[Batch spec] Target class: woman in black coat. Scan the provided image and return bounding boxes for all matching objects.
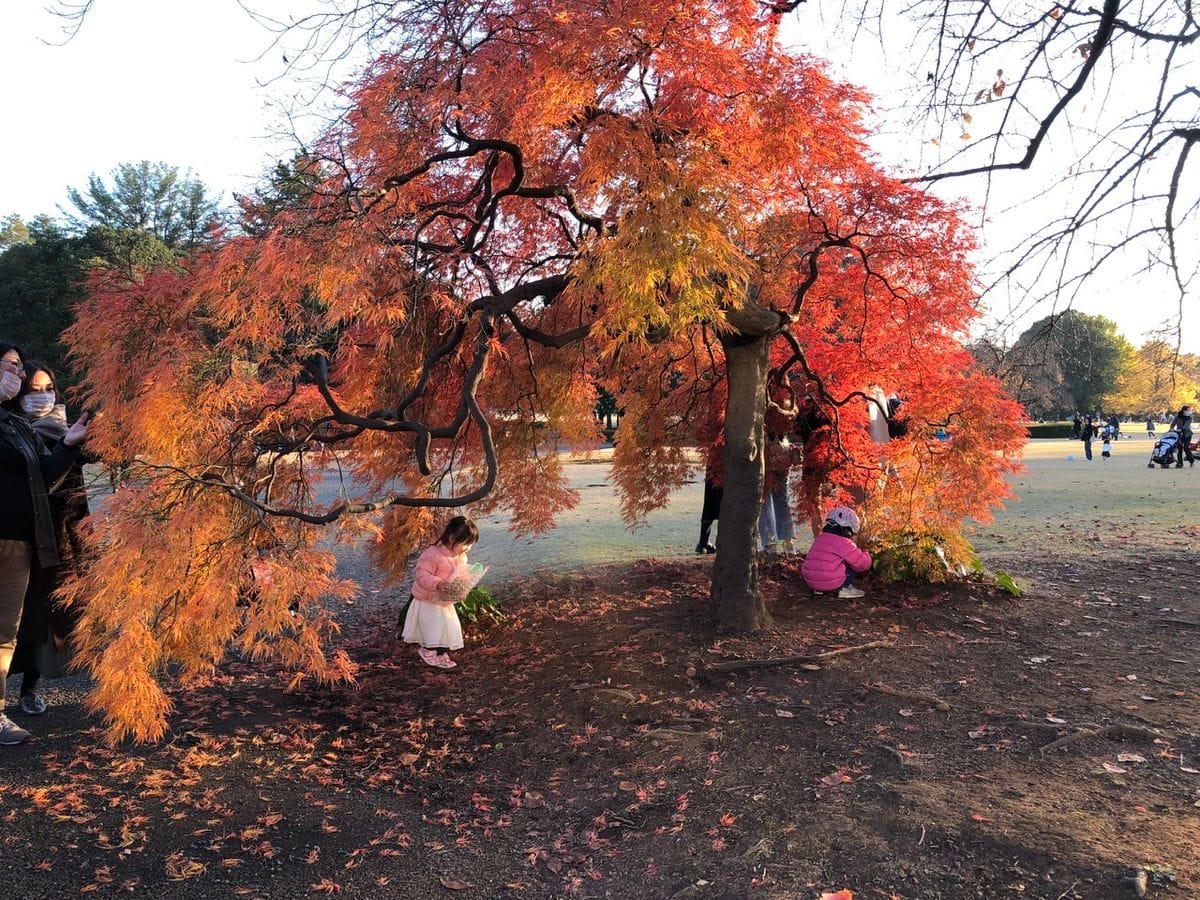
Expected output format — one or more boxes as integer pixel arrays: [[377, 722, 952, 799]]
[[0, 341, 87, 746], [9, 361, 91, 716]]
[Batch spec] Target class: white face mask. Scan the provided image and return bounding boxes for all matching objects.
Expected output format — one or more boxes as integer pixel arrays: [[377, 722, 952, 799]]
[[0, 370, 21, 402], [21, 392, 56, 418]]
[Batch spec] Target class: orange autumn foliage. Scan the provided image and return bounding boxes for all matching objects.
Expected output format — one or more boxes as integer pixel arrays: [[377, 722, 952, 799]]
[[64, 0, 1024, 740]]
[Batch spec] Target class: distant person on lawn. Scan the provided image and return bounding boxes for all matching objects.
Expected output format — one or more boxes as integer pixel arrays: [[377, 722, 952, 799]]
[[1169, 405, 1195, 468]]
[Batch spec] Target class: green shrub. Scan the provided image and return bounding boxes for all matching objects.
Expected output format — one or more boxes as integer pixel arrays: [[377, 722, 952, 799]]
[[870, 529, 1024, 595], [1025, 422, 1075, 439], [456, 584, 506, 625], [871, 529, 984, 584]]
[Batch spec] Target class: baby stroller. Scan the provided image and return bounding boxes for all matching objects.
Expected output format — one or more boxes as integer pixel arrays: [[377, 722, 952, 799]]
[[1149, 430, 1180, 468]]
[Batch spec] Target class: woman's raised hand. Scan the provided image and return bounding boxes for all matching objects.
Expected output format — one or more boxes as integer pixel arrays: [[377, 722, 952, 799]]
[[63, 411, 90, 447]]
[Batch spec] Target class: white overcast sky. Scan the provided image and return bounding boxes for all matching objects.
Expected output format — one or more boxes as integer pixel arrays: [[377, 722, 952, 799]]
[[1, 1, 1193, 352]]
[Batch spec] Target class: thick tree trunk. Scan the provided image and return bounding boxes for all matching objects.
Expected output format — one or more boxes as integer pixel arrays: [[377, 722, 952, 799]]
[[708, 331, 772, 630]]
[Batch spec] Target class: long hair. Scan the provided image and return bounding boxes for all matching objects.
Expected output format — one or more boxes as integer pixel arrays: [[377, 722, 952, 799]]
[[17, 359, 56, 400]]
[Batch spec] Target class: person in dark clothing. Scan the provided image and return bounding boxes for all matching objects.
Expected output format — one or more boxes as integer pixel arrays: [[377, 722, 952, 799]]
[[887, 396, 910, 439], [1071, 414, 1082, 440], [696, 470, 723, 554], [1170, 405, 1194, 467], [1081, 415, 1095, 461], [695, 388, 726, 554], [795, 390, 837, 537], [0, 341, 88, 746], [9, 361, 91, 716]]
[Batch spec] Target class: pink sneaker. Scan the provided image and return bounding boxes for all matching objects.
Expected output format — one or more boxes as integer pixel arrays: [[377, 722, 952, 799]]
[[434, 653, 458, 669], [418, 647, 442, 667]]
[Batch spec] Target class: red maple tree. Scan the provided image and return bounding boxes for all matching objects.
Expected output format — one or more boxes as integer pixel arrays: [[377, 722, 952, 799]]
[[65, 0, 1024, 740]]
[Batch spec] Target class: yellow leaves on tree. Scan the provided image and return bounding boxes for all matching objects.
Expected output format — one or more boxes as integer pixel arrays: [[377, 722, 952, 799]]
[[62, 482, 356, 743]]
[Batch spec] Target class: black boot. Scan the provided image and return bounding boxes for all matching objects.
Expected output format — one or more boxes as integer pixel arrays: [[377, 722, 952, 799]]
[[695, 520, 717, 554]]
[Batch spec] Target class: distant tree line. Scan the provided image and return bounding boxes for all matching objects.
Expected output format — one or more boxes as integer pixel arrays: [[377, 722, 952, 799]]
[[972, 311, 1200, 419], [0, 158, 310, 383]]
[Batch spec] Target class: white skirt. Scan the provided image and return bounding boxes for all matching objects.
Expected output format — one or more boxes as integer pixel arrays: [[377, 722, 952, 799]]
[[401, 599, 464, 650]]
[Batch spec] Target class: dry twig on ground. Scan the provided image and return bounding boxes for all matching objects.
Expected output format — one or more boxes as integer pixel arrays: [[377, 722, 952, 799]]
[[867, 682, 952, 712], [1039, 723, 1166, 754], [701, 640, 892, 673]]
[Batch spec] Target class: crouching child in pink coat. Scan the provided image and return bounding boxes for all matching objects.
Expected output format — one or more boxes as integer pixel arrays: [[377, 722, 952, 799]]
[[801, 506, 871, 600]]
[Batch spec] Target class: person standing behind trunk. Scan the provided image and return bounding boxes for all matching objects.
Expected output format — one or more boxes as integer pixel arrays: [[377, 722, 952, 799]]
[[9, 362, 91, 716], [794, 389, 836, 537], [0, 341, 88, 746], [1170, 405, 1195, 468], [758, 431, 797, 553], [695, 453, 723, 554], [694, 388, 726, 554]]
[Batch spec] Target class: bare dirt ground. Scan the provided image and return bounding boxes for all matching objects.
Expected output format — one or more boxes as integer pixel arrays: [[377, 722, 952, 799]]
[[1, 439, 1198, 899]]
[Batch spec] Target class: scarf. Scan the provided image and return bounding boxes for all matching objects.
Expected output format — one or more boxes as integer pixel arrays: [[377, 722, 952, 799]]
[[29, 403, 69, 442]]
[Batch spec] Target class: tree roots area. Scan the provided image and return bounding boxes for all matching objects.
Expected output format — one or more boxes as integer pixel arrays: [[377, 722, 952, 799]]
[[3, 530, 1200, 898]]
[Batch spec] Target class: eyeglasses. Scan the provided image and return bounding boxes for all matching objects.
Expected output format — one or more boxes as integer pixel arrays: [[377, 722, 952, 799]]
[[0, 358, 25, 379]]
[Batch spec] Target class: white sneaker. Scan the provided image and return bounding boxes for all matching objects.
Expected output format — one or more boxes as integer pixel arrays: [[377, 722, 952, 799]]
[[837, 586, 866, 599], [20, 693, 47, 716], [0, 714, 32, 746]]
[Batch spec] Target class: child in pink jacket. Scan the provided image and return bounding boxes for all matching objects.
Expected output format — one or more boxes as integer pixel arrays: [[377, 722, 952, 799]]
[[801, 506, 871, 599], [401, 516, 480, 669]]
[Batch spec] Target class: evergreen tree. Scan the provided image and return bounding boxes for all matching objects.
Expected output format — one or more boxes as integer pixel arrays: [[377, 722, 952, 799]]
[[64, 160, 222, 250]]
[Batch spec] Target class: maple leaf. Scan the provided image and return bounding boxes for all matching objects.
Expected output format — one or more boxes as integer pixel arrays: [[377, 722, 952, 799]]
[[164, 852, 207, 881]]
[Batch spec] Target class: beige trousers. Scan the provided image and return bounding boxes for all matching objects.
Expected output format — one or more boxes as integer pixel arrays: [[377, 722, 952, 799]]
[[0, 540, 32, 701]]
